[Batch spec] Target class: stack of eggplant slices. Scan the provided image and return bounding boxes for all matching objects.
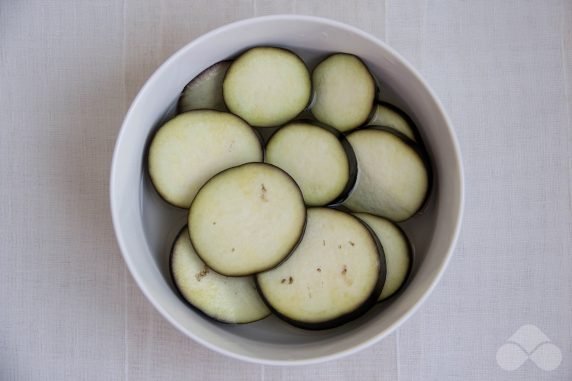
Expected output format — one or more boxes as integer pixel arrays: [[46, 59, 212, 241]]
[[148, 47, 431, 330]]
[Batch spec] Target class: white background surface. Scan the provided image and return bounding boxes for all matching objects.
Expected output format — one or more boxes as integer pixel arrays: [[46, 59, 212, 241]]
[[1, 1, 571, 380]]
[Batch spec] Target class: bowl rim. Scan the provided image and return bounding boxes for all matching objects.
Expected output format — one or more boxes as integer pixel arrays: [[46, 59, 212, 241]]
[[110, 14, 465, 366]]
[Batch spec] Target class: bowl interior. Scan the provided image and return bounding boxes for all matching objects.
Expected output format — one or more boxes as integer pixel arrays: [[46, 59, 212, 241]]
[[111, 15, 463, 365]]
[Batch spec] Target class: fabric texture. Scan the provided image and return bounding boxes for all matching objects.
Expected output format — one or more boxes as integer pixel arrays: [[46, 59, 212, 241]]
[[0, 1, 571, 380]]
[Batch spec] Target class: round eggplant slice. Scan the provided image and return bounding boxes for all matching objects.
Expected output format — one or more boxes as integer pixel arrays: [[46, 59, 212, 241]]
[[147, 110, 263, 208], [177, 60, 231, 113], [368, 102, 416, 142], [223, 47, 311, 127], [170, 228, 271, 323], [342, 128, 429, 221], [256, 208, 385, 330], [189, 163, 306, 276], [265, 121, 354, 206], [354, 213, 412, 301], [311, 54, 376, 132]]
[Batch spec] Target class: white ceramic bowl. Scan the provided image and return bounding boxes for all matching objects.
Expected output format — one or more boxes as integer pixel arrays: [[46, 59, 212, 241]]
[[110, 15, 463, 365]]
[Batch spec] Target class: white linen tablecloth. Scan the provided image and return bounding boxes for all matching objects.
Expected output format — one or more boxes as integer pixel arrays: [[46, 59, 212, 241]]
[[1, 1, 571, 379]]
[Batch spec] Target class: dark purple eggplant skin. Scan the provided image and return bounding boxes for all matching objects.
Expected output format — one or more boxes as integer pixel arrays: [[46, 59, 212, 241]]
[[330, 133, 357, 206], [368, 100, 435, 180], [353, 213, 415, 303], [176, 60, 232, 114], [344, 126, 434, 220], [264, 119, 358, 206], [188, 162, 308, 278], [370, 101, 424, 144], [379, 221, 413, 303], [255, 208, 387, 331], [169, 226, 271, 325]]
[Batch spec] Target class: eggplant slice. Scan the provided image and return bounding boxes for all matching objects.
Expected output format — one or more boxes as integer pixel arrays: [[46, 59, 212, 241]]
[[342, 128, 429, 221], [223, 47, 311, 127], [147, 110, 263, 208], [265, 121, 355, 206], [256, 208, 385, 330], [177, 60, 231, 113], [311, 54, 376, 132], [189, 163, 306, 276], [354, 213, 412, 301], [171, 227, 271, 323], [368, 102, 417, 142]]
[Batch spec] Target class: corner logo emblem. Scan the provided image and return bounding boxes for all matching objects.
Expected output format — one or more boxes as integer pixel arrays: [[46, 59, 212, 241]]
[[496, 324, 562, 371]]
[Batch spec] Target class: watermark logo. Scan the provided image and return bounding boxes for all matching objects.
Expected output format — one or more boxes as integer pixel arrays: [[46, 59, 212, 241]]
[[496, 324, 562, 371]]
